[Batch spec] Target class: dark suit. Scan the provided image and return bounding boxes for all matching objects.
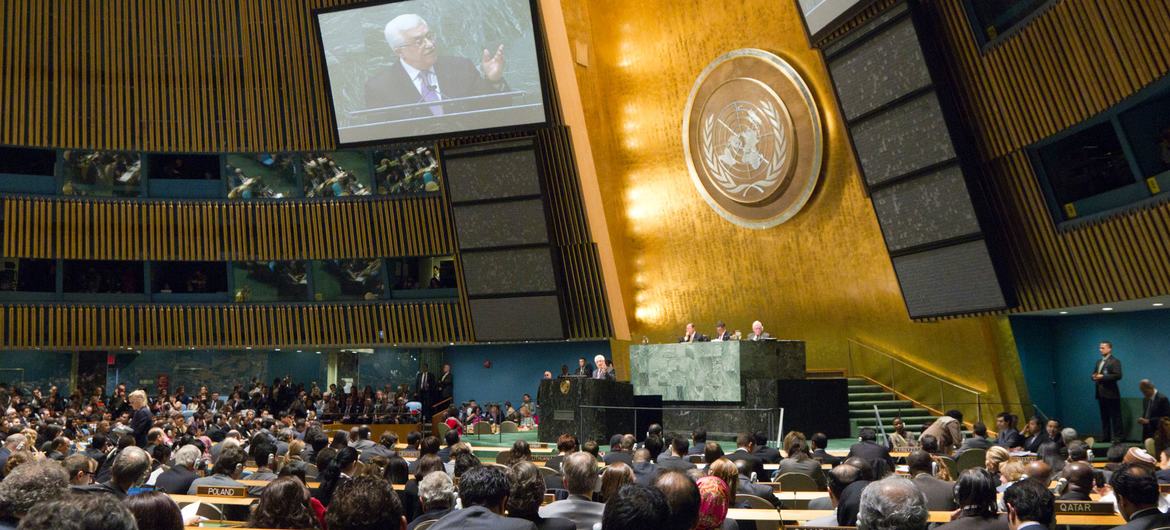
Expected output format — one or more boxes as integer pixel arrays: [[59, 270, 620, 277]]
[[846, 440, 894, 470], [1058, 490, 1092, 501], [776, 457, 825, 488], [836, 479, 870, 526], [1094, 355, 1123, 442], [363, 57, 509, 118], [154, 465, 197, 494], [1141, 390, 1170, 440], [678, 333, 708, 343], [131, 406, 153, 448], [1111, 507, 1170, 530], [603, 451, 633, 467], [711, 331, 732, 341], [656, 454, 695, 472], [415, 371, 436, 415], [1021, 431, 1049, 453], [573, 366, 593, 378], [934, 514, 1009, 530], [437, 371, 453, 401], [727, 449, 766, 481], [957, 435, 994, 455], [631, 461, 658, 487], [753, 445, 782, 464], [912, 473, 957, 511], [430, 505, 537, 530], [736, 476, 781, 507], [1156, 468, 1170, 484], [995, 428, 1023, 449], [811, 448, 842, 466]]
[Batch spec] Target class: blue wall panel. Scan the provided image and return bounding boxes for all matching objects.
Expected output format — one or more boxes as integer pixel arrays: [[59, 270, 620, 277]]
[[443, 341, 611, 412]]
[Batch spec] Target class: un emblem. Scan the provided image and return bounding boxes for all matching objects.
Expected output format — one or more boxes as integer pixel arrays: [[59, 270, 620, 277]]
[[684, 49, 822, 228]]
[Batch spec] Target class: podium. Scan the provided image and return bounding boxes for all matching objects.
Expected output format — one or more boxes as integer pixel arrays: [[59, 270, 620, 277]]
[[537, 378, 634, 444]]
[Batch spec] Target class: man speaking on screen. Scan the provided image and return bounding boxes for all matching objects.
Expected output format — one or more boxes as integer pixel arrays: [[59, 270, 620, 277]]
[[364, 14, 510, 118]]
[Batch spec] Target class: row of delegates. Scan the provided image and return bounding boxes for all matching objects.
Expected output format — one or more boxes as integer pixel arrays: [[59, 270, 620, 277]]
[[678, 321, 772, 343]]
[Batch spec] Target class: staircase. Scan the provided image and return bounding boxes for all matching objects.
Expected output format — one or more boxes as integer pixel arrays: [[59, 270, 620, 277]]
[[847, 377, 936, 438]]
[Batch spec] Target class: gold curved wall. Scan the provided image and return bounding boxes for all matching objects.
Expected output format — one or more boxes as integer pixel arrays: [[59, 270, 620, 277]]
[[560, 0, 1028, 409]]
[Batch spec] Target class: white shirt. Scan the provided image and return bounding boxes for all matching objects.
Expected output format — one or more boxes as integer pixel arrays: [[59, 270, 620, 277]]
[[399, 61, 442, 99]]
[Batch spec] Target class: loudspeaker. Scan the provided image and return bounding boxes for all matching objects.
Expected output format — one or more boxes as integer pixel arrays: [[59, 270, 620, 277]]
[[776, 379, 850, 439]]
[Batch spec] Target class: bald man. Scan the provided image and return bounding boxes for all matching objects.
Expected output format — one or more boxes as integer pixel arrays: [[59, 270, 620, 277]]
[[1024, 460, 1052, 485], [1058, 462, 1095, 501]]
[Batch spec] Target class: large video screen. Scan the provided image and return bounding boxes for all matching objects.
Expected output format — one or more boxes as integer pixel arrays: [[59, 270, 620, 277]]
[[315, 0, 547, 145]]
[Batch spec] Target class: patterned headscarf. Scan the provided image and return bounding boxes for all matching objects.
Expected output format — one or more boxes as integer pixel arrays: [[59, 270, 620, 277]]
[[696, 475, 731, 530]]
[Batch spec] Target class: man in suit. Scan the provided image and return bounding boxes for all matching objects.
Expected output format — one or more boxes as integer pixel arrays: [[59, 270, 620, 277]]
[[995, 412, 1024, 449], [752, 431, 782, 464], [734, 459, 782, 507], [430, 465, 536, 530], [747, 320, 771, 341], [656, 437, 695, 472], [810, 432, 843, 466], [1058, 461, 1095, 501], [364, 14, 510, 119], [1109, 463, 1170, 529], [710, 321, 731, 341], [1138, 379, 1170, 442], [1003, 479, 1054, 530], [1020, 416, 1050, 453], [630, 448, 658, 487], [847, 427, 894, 471], [592, 355, 615, 381], [687, 429, 707, 456], [956, 422, 994, 456], [539, 452, 605, 530], [572, 358, 593, 377], [678, 322, 708, 343], [76, 446, 151, 499], [437, 363, 454, 402], [350, 425, 378, 453], [155, 445, 200, 494], [416, 363, 436, 416], [727, 432, 767, 480], [804, 463, 864, 526], [906, 450, 956, 511], [603, 434, 635, 467], [1093, 341, 1124, 443], [361, 432, 399, 464], [187, 446, 248, 495]]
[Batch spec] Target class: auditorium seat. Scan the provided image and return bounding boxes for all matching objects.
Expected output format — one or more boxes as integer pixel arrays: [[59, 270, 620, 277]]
[[499, 420, 519, 433], [776, 472, 821, 492], [955, 448, 986, 473], [474, 422, 493, 436]]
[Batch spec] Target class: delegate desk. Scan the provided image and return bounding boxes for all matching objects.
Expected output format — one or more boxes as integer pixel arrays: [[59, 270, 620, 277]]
[[537, 378, 634, 443]]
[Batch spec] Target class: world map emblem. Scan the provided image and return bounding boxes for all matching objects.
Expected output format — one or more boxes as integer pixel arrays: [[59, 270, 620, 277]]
[[684, 49, 823, 228]]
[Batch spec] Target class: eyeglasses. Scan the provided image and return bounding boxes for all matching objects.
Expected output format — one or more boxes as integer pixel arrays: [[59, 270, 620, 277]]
[[397, 32, 436, 49]]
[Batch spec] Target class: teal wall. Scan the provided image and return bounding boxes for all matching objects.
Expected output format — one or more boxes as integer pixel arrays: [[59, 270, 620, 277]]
[[1011, 309, 1170, 440], [0, 351, 73, 391], [444, 341, 611, 410]]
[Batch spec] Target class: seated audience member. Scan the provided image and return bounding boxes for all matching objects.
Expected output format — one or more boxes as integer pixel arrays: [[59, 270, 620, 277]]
[[0, 460, 70, 527], [539, 452, 605, 530], [604, 435, 635, 466], [996, 460, 1026, 493], [956, 422, 993, 455], [706, 458, 741, 504], [247, 437, 280, 495], [994, 412, 1023, 449], [409, 470, 456, 530], [936, 468, 1007, 530], [654, 471, 701, 530], [887, 417, 914, 450], [508, 461, 575, 530], [776, 438, 824, 488], [803, 463, 862, 527], [1059, 462, 1095, 501], [601, 484, 670, 530], [248, 476, 318, 529], [843, 456, 875, 482], [545, 434, 578, 473], [1019, 416, 1049, 453], [601, 462, 637, 502], [1060, 427, 1079, 447], [155, 444, 200, 494], [847, 427, 894, 471], [79, 445, 150, 498], [727, 433, 766, 480], [1044, 419, 1065, 453], [1023, 460, 1052, 486], [857, 476, 929, 530], [1157, 448, 1170, 483], [1105, 443, 1129, 471], [658, 435, 695, 472], [630, 449, 658, 487], [408, 436, 441, 474], [360, 431, 398, 463], [703, 441, 724, 467], [18, 494, 137, 530], [906, 449, 956, 511], [316, 446, 358, 506], [1002, 478, 1054, 530], [403, 454, 445, 520], [1110, 463, 1170, 528], [920, 410, 964, 454], [984, 445, 1011, 479], [733, 459, 781, 508], [1035, 441, 1065, 475], [689, 429, 707, 456], [124, 491, 185, 530], [810, 432, 842, 466], [437, 430, 458, 462], [430, 465, 536, 530], [147, 443, 172, 485], [325, 475, 407, 530], [510, 439, 533, 463], [695, 475, 736, 530], [453, 451, 482, 479], [62, 453, 97, 486], [752, 432, 781, 464], [188, 445, 248, 495], [919, 434, 942, 456], [679, 323, 708, 343]]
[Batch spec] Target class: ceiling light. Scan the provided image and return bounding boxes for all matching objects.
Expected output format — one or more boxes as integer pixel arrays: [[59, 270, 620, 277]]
[[1102, 307, 1113, 311], [1059, 311, 1068, 315], [1154, 303, 1164, 307]]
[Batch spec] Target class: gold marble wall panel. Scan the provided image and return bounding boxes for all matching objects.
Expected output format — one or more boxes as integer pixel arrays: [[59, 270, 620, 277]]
[[562, 0, 1026, 407]]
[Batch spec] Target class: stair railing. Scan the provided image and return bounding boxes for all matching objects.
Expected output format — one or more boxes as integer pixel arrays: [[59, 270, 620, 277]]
[[847, 338, 985, 423]]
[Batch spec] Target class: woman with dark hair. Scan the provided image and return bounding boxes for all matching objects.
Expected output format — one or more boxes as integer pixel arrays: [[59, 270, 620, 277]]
[[402, 454, 445, 521], [1036, 440, 1065, 474], [507, 461, 575, 529], [444, 406, 464, 436], [329, 430, 348, 451], [511, 439, 532, 463], [248, 476, 320, 529], [315, 446, 357, 506], [935, 468, 1007, 530], [384, 455, 410, 484], [123, 491, 184, 530], [776, 439, 825, 488], [599, 461, 636, 503]]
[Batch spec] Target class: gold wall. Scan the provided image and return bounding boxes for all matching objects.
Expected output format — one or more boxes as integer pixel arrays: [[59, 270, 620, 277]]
[[560, 0, 1028, 410]]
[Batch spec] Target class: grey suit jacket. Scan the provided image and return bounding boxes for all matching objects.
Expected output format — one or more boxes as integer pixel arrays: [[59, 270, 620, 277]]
[[656, 454, 695, 472], [187, 474, 246, 495], [430, 506, 537, 530], [912, 473, 957, 511], [538, 494, 604, 530], [1112, 508, 1170, 530]]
